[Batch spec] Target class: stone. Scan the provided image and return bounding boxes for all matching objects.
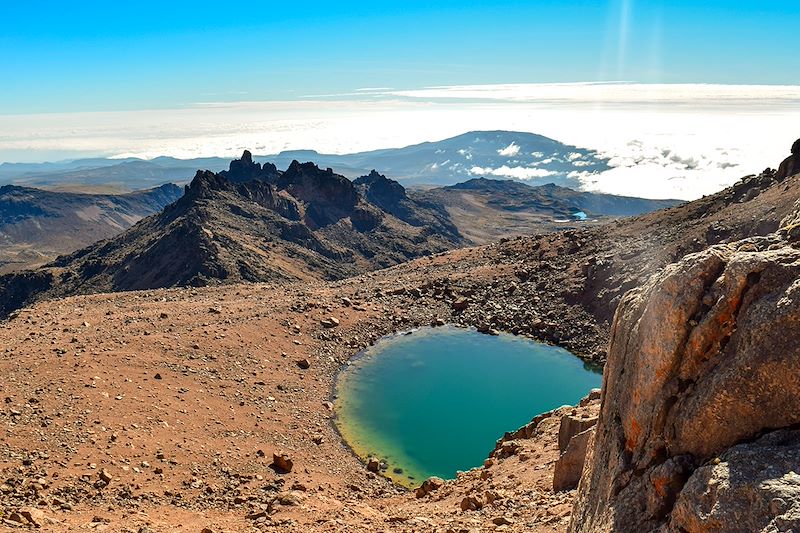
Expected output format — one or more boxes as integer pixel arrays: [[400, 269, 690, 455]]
[[776, 138, 800, 181], [295, 358, 310, 370], [99, 468, 112, 483], [553, 427, 594, 492], [366, 457, 380, 472], [415, 476, 445, 498], [18, 507, 46, 527], [578, 388, 601, 407], [492, 516, 514, 526], [460, 495, 484, 511], [557, 413, 598, 453], [451, 298, 470, 311], [271, 452, 293, 473], [320, 317, 340, 328], [668, 430, 800, 533], [570, 234, 800, 533]]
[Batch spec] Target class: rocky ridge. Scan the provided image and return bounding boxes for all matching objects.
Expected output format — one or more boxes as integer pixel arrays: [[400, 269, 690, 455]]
[[0, 153, 464, 319]]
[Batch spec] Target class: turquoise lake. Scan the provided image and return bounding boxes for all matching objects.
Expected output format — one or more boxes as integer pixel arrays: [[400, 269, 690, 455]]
[[335, 326, 602, 487]]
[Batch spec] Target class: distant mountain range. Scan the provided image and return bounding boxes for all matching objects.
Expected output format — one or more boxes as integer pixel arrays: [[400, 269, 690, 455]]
[[0, 131, 609, 190], [0, 183, 183, 273]]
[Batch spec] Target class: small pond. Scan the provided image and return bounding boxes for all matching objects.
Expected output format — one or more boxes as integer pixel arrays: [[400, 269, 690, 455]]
[[335, 326, 602, 487]]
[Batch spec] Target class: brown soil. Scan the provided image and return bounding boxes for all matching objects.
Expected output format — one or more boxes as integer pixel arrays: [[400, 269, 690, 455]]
[[0, 275, 592, 532]]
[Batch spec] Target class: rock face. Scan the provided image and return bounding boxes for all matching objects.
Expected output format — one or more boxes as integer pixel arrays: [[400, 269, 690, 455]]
[[0, 153, 465, 318], [553, 426, 595, 492], [569, 219, 800, 532], [668, 429, 800, 533], [553, 409, 599, 492]]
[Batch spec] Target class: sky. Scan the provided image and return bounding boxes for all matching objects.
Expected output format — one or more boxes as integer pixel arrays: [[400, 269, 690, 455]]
[[1, 1, 799, 199], [2, 0, 799, 114]]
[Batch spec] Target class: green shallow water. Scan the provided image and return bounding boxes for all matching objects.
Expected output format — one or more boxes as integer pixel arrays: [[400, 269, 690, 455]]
[[335, 326, 602, 487]]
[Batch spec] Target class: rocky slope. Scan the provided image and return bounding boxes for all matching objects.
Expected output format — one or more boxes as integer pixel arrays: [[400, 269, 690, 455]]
[[0, 183, 182, 273], [0, 152, 463, 318]]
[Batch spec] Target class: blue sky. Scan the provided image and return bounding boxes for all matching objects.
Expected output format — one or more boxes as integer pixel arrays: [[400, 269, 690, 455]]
[[1, 0, 798, 114]]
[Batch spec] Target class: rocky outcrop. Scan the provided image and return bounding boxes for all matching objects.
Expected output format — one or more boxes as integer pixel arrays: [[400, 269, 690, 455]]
[[354, 170, 461, 239], [219, 150, 280, 183], [554, 427, 595, 492], [554, 395, 600, 492], [776, 138, 800, 181], [0, 154, 465, 318], [569, 220, 800, 532], [667, 429, 800, 533]]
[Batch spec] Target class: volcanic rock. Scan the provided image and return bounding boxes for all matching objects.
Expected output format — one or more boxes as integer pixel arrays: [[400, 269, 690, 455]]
[[570, 226, 800, 532], [271, 452, 293, 473]]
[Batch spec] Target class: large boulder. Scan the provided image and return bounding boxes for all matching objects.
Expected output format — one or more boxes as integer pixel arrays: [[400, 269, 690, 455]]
[[554, 426, 595, 492], [569, 224, 800, 532], [667, 429, 800, 533]]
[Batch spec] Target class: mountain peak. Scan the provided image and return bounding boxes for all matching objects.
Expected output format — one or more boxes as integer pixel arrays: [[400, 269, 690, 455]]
[[220, 150, 279, 183]]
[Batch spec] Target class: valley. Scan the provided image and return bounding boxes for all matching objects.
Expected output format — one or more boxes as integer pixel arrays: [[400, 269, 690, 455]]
[[0, 184, 183, 273]]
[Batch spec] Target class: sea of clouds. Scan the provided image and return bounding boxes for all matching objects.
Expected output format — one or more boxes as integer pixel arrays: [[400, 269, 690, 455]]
[[1, 83, 798, 200]]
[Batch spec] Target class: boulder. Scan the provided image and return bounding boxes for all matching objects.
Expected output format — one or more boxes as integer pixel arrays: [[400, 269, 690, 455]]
[[320, 317, 340, 328], [558, 412, 598, 453], [366, 457, 380, 472], [553, 426, 595, 492], [570, 229, 800, 533], [18, 507, 47, 528], [271, 452, 293, 473], [667, 429, 800, 533], [451, 297, 470, 311], [415, 476, 445, 498]]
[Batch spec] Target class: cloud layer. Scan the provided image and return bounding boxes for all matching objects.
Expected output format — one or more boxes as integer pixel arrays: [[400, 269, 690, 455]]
[[1, 83, 798, 200]]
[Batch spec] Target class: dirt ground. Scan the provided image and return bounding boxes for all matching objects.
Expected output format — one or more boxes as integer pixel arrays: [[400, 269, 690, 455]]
[[0, 256, 595, 532]]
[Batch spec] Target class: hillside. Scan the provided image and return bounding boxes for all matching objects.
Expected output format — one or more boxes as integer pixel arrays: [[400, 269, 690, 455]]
[[417, 177, 680, 243], [0, 152, 463, 318], [0, 183, 183, 273]]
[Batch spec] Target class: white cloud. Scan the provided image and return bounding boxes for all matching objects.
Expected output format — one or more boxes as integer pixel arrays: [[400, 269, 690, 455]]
[[469, 165, 557, 180], [383, 82, 800, 104], [1, 83, 799, 200], [497, 142, 520, 157]]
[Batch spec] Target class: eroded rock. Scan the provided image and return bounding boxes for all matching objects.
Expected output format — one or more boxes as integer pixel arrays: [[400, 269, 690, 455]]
[[570, 232, 800, 533], [667, 429, 800, 533]]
